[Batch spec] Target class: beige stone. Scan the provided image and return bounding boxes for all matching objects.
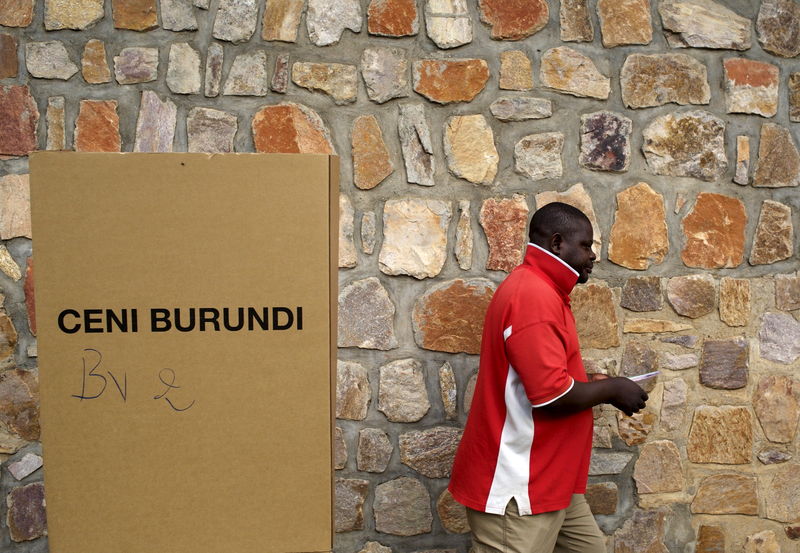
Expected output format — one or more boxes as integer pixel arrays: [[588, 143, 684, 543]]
[[398, 104, 435, 186], [306, 0, 362, 46], [424, 0, 472, 49], [378, 359, 430, 423], [515, 132, 564, 182], [620, 53, 710, 109], [735, 135, 750, 185], [613, 509, 668, 553], [339, 195, 357, 269], [352, 115, 393, 190], [623, 319, 692, 334], [660, 378, 687, 432], [681, 193, 746, 269], [292, 62, 358, 105], [336, 360, 370, 420], [560, 0, 593, 42], [223, 51, 268, 96], [744, 531, 781, 553], [597, 0, 652, 47], [379, 198, 451, 279], [536, 183, 601, 255], [775, 273, 800, 311], [691, 473, 758, 514], [634, 440, 684, 493], [618, 410, 656, 446], [0, 246, 20, 281], [608, 183, 668, 270], [0, 175, 31, 240], [540, 47, 610, 99], [659, 0, 751, 50], [437, 489, 469, 533], [412, 278, 495, 355], [46, 96, 65, 151], [754, 123, 800, 188], [724, 58, 779, 118], [719, 277, 750, 327], [399, 426, 461, 478], [45, 0, 104, 30], [667, 274, 715, 319], [439, 362, 457, 420], [750, 200, 794, 265], [753, 375, 799, 444], [687, 406, 753, 464], [455, 200, 473, 270], [572, 283, 620, 349], [765, 463, 800, 522], [480, 195, 529, 273], [81, 39, 111, 84], [444, 115, 498, 185], [499, 50, 532, 91]]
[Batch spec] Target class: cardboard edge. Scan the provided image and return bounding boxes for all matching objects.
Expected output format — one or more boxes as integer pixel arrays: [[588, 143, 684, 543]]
[[327, 155, 340, 548]]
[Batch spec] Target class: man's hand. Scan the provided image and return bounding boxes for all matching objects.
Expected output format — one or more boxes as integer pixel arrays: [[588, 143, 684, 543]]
[[541, 377, 648, 416], [607, 377, 648, 416]]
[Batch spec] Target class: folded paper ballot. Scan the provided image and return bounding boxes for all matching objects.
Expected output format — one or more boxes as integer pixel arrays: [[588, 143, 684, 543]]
[[628, 371, 660, 382]]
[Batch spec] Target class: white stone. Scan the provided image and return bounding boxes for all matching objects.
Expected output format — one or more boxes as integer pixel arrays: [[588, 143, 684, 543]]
[[25, 41, 79, 80], [167, 43, 201, 94], [307, 0, 362, 46], [223, 50, 268, 96], [379, 198, 451, 279], [212, 0, 259, 43]]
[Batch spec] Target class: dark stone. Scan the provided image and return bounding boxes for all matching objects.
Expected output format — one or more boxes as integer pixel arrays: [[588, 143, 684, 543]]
[[699, 338, 748, 390], [696, 525, 725, 553], [7, 482, 47, 542], [579, 111, 631, 172], [621, 342, 658, 392], [660, 335, 698, 348], [621, 276, 663, 312], [786, 525, 800, 540]]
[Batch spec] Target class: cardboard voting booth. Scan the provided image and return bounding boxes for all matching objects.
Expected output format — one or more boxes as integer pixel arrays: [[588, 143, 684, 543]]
[[30, 153, 338, 553]]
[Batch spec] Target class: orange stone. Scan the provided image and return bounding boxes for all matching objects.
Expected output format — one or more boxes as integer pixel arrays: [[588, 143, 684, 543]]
[[724, 58, 779, 88], [252, 103, 334, 154], [479, 0, 548, 40], [112, 0, 158, 30], [81, 39, 111, 84], [0, 34, 18, 80], [261, 0, 304, 41], [608, 182, 668, 270], [479, 194, 529, 272], [413, 59, 489, 104], [352, 115, 393, 190], [681, 192, 746, 269], [368, 0, 418, 37], [412, 278, 495, 354], [74, 100, 121, 152], [0, 85, 39, 156], [0, 0, 34, 27], [597, 0, 652, 47]]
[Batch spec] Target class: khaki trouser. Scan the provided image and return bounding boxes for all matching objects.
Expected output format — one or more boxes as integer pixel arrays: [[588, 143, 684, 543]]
[[466, 495, 605, 553]]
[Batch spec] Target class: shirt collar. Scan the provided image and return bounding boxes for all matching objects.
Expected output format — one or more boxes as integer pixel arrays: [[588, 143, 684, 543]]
[[523, 243, 580, 301]]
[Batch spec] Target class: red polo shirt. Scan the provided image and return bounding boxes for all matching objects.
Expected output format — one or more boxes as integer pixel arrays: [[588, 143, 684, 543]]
[[448, 244, 593, 515]]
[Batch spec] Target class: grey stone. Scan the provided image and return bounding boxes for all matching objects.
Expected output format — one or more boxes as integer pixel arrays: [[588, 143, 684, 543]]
[[161, 0, 197, 30], [643, 110, 726, 182], [614, 509, 669, 553], [753, 122, 800, 188], [7, 453, 42, 481], [699, 337, 748, 390], [204, 42, 224, 97], [374, 477, 432, 536], [307, 0, 362, 46], [490, 97, 552, 122], [398, 104, 435, 187], [223, 50, 268, 96], [454, 200, 472, 270], [620, 53, 710, 109], [621, 342, 658, 392], [515, 132, 564, 181], [589, 451, 635, 475], [579, 111, 631, 172], [659, 0, 751, 50], [361, 212, 377, 255], [621, 276, 663, 312], [338, 277, 398, 350], [758, 449, 792, 465], [757, 0, 800, 58], [134, 91, 176, 153], [659, 353, 698, 371], [336, 360, 370, 420], [399, 426, 461, 478], [667, 274, 716, 319], [359, 542, 392, 553], [776, 272, 800, 311], [634, 440, 684, 493], [759, 312, 800, 364], [425, 0, 472, 49], [44, 0, 104, 30], [378, 359, 430, 422], [660, 335, 698, 348], [439, 362, 457, 420], [335, 478, 369, 532], [361, 47, 408, 104], [212, 0, 259, 43], [358, 428, 393, 473], [660, 378, 687, 432], [271, 53, 289, 93], [26, 41, 78, 80], [166, 43, 201, 94], [113, 47, 158, 84], [464, 374, 477, 413], [187, 107, 237, 153]]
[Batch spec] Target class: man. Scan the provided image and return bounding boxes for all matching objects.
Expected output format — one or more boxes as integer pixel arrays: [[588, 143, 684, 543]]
[[449, 202, 648, 553]]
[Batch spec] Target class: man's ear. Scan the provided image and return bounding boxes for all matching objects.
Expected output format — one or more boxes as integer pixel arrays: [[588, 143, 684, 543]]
[[550, 233, 563, 255]]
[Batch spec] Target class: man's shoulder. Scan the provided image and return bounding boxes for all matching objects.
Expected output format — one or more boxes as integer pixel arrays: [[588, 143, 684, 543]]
[[490, 267, 563, 321]]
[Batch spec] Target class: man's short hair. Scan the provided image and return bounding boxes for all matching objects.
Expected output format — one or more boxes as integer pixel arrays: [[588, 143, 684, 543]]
[[529, 202, 591, 244]]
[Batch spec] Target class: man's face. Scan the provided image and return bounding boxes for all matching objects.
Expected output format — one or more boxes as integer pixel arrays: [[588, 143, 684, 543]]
[[556, 221, 596, 284]]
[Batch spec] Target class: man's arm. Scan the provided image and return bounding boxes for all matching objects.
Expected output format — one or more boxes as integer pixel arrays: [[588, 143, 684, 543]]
[[541, 377, 648, 417]]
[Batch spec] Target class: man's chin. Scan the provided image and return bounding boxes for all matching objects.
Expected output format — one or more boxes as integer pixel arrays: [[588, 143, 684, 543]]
[[577, 273, 590, 284]]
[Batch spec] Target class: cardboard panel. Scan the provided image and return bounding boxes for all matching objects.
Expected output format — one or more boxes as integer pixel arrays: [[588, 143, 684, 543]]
[[30, 153, 337, 553]]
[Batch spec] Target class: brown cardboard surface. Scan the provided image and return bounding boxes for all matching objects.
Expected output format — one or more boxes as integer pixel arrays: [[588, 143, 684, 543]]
[[29, 153, 338, 553]]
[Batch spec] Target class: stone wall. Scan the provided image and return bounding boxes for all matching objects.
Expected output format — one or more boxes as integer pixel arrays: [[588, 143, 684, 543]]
[[0, 0, 799, 552]]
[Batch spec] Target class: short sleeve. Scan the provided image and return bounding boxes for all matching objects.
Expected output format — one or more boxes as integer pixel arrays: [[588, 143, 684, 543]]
[[504, 322, 574, 407]]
